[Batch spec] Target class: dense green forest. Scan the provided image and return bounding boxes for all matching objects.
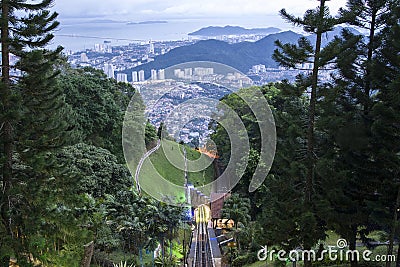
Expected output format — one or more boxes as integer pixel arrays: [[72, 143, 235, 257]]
[[0, 0, 399, 267], [211, 1, 400, 267], [0, 1, 185, 266]]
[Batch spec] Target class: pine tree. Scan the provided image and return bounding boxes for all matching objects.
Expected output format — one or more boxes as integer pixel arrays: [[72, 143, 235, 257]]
[[7, 49, 82, 265], [272, 2, 349, 265], [371, 3, 400, 266], [256, 83, 320, 254], [273, 0, 348, 206], [17, 49, 77, 155], [316, 2, 399, 267], [0, 0, 60, 265], [336, 0, 394, 111]]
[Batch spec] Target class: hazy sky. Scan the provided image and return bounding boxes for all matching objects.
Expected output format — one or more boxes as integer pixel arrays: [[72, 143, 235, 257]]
[[54, 0, 348, 22]]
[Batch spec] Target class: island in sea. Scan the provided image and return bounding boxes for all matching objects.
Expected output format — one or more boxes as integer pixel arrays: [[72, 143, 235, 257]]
[[189, 25, 281, 36], [127, 20, 168, 25]]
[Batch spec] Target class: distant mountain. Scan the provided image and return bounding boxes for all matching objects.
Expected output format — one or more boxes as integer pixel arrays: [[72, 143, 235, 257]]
[[308, 26, 362, 46], [126, 27, 362, 80], [189, 26, 281, 36], [128, 31, 301, 79]]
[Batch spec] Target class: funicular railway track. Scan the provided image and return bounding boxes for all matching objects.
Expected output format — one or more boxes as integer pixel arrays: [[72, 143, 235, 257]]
[[193, 205, 214, 267]]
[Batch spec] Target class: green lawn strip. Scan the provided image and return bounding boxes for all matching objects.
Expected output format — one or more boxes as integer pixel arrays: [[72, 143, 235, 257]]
[[145, 140, 214, 187]]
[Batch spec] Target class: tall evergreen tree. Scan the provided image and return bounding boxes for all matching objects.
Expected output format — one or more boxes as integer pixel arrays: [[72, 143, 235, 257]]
[[334, 0, 394, 112], [11, 49, 81, 266], [272, 2, 349, 265], [0, 0, 60, 265], [17, 49, 77, 157], [371, 3, 400, 266], [273, 0, 347, 206], [317, 2, 398, 266], [256, 83, 322, 258]]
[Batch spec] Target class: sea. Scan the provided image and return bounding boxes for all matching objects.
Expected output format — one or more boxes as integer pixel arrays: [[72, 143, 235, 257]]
[[50, 16, 288, 53]]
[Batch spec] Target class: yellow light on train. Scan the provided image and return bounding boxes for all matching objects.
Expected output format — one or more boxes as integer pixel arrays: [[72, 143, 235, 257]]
[[195, 204, 211, 223]]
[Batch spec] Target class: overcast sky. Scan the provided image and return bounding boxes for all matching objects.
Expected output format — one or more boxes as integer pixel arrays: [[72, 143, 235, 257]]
[[54, 0, 348, 23]]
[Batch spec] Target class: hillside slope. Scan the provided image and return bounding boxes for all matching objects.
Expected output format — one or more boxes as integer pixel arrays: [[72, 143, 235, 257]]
[[128, 31, 301, 77]]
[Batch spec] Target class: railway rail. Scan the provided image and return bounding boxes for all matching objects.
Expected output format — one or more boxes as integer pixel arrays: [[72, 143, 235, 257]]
[[193, 205, 215, 267]]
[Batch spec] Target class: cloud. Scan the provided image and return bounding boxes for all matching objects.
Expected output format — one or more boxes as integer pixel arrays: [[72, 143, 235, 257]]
[[54, 0, 347, 20]]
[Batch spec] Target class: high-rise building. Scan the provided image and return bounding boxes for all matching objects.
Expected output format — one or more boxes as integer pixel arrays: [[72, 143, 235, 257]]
[[194, 67, 214, 76], [158, 69, 165, 80], [94, 44, 103, 52], [184, 68, 193, 78], [80, 53, 89, 63], [138, 70, 145, 82], [151, 69, 157, 80], [132, 71, 138, 82], [148, 40, 155, 54], [103, 63, 115, 79], [174, 69, 185, 79], [104, 41, 112, 53], [251, 64, 266, 73], [116, 73, 128, 83]]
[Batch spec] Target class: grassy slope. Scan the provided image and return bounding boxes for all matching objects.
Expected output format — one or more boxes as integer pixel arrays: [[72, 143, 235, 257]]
[[142, 139, 214, 187]]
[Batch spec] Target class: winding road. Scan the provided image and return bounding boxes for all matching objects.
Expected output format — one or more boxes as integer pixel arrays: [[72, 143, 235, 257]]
[[134, 139, 161, 193]]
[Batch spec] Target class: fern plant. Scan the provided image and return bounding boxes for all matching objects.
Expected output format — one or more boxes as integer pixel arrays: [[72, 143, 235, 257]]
[[112, 261, 135, 267]]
